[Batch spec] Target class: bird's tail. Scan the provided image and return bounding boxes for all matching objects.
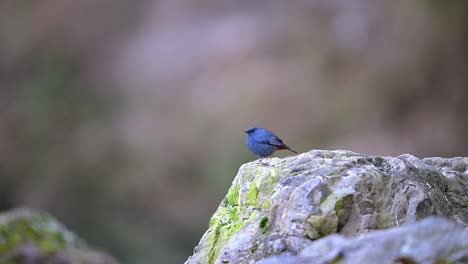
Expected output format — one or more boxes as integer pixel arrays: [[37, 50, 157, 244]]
[[286, 146, 298, 154], [278, 145, 298, 154]]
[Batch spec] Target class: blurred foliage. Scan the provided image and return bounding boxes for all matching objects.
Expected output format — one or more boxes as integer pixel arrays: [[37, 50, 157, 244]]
[[0, 1, 467, 263]]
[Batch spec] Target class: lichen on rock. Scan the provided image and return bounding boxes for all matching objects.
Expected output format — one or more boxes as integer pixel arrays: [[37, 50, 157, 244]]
[[191, 163, 280, 263], [186, 150, 468, 264]]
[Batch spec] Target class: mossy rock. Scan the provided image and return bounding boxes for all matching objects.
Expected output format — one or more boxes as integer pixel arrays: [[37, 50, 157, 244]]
[[186, 150, 468, 264], [0, 208, 117, 264]]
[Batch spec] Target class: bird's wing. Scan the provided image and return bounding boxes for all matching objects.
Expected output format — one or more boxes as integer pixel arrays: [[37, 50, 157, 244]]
[[269, 137, 298, 153], [257, 135, 298, 154], [256, 137, 271, 145], [255, 135, 275, 145], [267, 137, 285, 147], [256, 136, 284, 147]]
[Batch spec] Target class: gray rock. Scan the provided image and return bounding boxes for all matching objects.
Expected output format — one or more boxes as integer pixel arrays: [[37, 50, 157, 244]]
[[186, 150, 468, 264], [258, 217, 468, 264]]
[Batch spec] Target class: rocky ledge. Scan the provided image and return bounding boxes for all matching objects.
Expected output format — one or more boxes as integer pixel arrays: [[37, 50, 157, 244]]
[[186, 150, 468, 264]]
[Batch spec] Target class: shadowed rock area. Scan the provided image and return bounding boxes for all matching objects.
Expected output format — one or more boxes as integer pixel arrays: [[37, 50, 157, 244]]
[[0, 208, 117, 264], [186, 150, 468, 264]]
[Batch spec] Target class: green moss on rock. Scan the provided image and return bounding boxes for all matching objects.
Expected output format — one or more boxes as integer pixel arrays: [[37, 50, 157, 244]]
[[193, 163, 282, 264], [307, 213, 338, 237], [245, 182, 259, 207], [261, 198, 271, 210], [259, 216, 269, 234], [0, 208, 85, 256], [225, 179, 240, 206], [0, 208, 117, 263], [207, 210, 259, 263], [375, 211, 394, 229]]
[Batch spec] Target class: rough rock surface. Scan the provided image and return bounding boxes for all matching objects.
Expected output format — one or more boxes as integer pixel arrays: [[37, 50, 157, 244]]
[[186, 150, 468, 264], [257, 217, 468, 264], [0, 208, 117, 264]]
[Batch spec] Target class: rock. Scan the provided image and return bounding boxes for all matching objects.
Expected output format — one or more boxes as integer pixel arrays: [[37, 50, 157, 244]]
[[185, 150, 468, 264], [0, 208, 118, 264], [257, 217, 468, 264]]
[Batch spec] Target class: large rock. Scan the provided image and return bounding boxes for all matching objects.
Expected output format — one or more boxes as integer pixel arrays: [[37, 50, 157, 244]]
[[257, 217, 468, 264], [0, 208, 117, 264], [186, 150, 468, 264]]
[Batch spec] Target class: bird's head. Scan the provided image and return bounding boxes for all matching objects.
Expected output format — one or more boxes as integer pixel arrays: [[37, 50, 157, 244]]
[[244, 127, 259, 135]]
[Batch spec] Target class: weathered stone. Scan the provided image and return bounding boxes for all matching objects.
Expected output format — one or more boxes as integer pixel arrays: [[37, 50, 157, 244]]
[[258, 217, 468, 264], [0, 208, 117, 264], [186, 150, 468, 264]]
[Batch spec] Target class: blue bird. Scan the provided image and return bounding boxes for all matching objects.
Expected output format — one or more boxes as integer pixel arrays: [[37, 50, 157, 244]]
[[244, 127, 298, 157]]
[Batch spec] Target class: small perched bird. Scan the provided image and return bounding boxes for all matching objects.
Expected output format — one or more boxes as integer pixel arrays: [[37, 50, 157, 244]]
[[244, 127, 298, 157]]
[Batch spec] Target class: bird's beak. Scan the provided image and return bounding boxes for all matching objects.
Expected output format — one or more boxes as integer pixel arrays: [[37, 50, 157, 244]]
[[243, 130, 247, 133]]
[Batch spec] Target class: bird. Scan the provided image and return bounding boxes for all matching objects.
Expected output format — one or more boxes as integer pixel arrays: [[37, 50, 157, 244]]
[[244, 127, 298, 157]]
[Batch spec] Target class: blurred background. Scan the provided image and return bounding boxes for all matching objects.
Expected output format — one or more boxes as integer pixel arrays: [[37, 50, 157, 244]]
[[0, 0, 467, 263]]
